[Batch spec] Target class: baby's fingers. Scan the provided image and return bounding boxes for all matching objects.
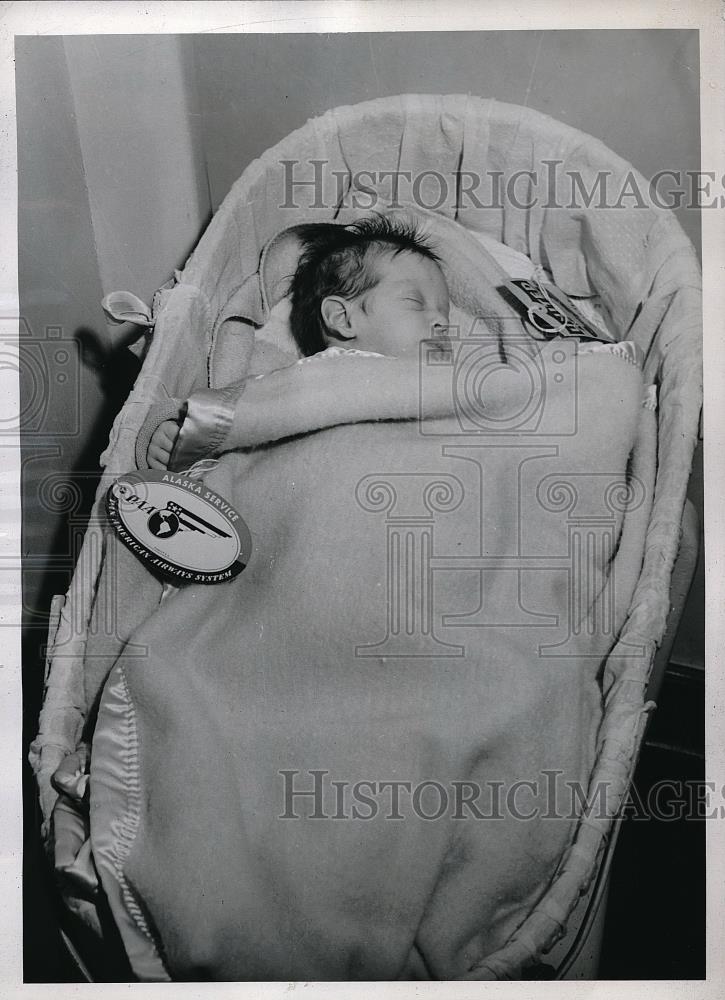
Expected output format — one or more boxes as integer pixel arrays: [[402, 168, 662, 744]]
[[146, 420, 181, 469], [156, 420, 180, 450], [148, 442, 171, 470]]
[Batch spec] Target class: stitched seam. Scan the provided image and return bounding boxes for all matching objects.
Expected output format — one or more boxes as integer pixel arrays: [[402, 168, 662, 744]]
[[109, 667, 162, 954]]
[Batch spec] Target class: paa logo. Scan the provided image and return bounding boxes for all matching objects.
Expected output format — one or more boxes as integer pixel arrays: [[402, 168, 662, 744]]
[[106, 471, 251, 584]]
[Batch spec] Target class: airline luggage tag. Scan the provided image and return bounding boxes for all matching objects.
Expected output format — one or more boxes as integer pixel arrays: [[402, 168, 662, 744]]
[[504, 278, 616, 343], [106, 471, 252, 584]]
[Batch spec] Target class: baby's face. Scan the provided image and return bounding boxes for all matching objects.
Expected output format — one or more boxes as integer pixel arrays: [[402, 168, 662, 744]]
[[347, 252, 450, 359]]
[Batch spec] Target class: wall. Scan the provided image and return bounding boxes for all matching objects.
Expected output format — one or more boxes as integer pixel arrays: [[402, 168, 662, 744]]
[[63, 35, 211, 306], [17, 36, 109, 635], [17, 35, 212, 641]]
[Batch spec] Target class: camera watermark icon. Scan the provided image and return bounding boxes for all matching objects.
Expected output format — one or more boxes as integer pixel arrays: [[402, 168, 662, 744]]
[[3, 317, 82, 439], [4, 463, 149, 657], [418, 321, 578, 437], [354, 472, 466, 658]]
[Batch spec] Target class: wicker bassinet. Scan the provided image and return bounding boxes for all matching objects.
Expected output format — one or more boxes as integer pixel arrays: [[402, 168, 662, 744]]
[[31, 95, 702, 980]]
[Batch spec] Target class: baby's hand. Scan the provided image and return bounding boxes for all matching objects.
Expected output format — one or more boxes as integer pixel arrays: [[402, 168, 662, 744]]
[[148, 419, 181, 470]]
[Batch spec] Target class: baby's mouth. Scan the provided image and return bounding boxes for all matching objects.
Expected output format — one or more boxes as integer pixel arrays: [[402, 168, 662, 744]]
[[429, 328, 453, 360]]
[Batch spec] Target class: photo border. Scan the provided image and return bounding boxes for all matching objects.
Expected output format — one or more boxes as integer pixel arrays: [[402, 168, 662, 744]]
[[2, 3, 722, 998]]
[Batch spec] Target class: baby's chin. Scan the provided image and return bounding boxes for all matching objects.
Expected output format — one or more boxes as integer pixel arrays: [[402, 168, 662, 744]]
[[425, 338, 453, 362]]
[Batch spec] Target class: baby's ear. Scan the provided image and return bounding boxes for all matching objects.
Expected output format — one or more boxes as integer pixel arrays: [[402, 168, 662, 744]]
[[320, 295, 356, 341]]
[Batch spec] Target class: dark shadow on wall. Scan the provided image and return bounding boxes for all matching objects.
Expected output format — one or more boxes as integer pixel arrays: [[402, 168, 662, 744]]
[[22, 330, 140, 984], [22, 329, 142, 639]]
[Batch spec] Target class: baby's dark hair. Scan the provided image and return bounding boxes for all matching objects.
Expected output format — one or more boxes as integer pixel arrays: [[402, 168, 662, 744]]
[[289, 215, 440, 356]]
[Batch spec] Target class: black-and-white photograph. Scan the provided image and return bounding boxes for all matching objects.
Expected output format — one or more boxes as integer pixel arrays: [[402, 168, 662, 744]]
[[6, 3, 721, 991]]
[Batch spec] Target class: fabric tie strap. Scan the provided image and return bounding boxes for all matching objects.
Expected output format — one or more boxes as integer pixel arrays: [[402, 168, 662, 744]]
[[102, 290, 155, 328]]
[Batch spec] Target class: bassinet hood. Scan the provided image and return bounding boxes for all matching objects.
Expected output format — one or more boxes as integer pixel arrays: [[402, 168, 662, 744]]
[[175, 94, 699, 378]]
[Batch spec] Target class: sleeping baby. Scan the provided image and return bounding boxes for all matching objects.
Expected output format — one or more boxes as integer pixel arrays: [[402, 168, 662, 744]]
[[146, 216, 457, 470], [143, 213, 640, 472]]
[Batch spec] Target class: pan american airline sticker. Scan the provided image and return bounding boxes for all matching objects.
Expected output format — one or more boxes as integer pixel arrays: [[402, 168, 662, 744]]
[[504, 279, 615, 343], [106, 471, 251, 584]]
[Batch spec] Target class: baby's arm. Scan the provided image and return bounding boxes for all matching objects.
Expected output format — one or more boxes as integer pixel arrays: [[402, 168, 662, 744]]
[[145, 347, 544, 470], [144, 354, 452, 470], [225, 355, 456, 447], [219, 348, 547, 450]]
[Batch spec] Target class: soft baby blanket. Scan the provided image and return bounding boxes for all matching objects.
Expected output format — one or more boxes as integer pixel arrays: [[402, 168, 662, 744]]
[[89, 344, 654, 981]]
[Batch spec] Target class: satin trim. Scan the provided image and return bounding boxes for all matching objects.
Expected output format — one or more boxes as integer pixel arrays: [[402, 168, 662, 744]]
[[50, 744, 99, 899], [90, 665, 170, 982], [168, 384, 244, 472]]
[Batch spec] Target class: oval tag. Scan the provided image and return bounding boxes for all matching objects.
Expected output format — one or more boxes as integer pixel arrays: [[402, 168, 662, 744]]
[[106, 471, 251, 584]]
